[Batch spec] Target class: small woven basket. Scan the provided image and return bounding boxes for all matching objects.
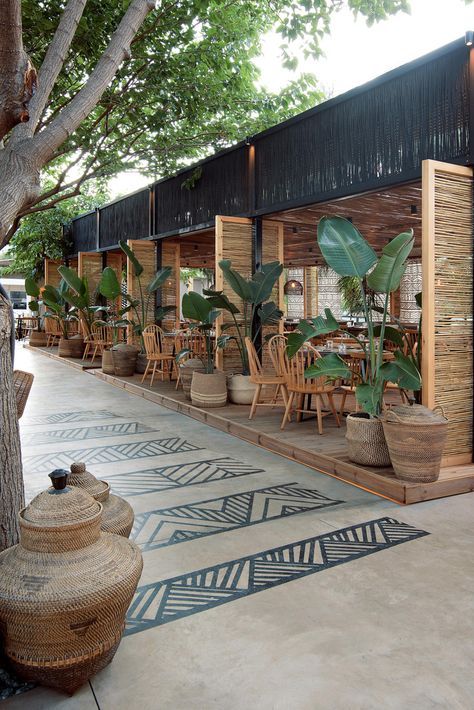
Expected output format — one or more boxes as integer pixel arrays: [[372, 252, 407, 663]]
[[345, 414, 391, 467], [381, 405, 448, 482], [191, 371, 227, 408]]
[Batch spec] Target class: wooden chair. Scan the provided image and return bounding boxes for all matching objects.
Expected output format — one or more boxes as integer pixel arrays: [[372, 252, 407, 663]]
[[142, 325, 176, 386], [280, 343, 340, 435], [245, 337, 288, 420], [338, 356, 363, 416], [88, 323, 113, 364], [13, 370, 34, 418], [45, 317, 61, 347]]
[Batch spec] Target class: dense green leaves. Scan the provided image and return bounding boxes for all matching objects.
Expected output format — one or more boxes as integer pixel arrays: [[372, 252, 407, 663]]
[[286, 308, 340, 357]]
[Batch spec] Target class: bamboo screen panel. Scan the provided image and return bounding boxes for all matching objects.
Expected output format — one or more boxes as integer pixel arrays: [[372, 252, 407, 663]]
[[304, 267, 318, 318], [127, 240, 156, 342], [78, 252, 102, 303], [261, 220, 284, 369], [161, 240, 180, 330], [44, 259, 63, 288], [422, 160, 473, 465], [105, 252, 123, 313], [215, 216, 253, 372]]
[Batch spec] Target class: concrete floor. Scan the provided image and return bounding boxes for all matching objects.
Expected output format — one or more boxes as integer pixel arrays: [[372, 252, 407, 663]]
[[3, 345, 474, 709]]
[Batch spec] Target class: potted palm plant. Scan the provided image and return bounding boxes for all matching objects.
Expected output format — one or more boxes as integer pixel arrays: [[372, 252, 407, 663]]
[[57, 266, 105, 350], [288, 216, 421, 466], [180, 291, 227, 408], [204, 259, 284, 404], [40, 282, 81, 357], [24, 276, 48, 347]]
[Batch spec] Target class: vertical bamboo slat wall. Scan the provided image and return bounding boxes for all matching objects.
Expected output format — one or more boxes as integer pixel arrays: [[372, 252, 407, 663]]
[[126, 240, 156, 343], [161, 239, 181, 330], [44, 259, 63, 288], [304, 267, 318, 318], [105, 252, 123, 313], [261, 220, 284, 369], [78, 252, 102, 301], [422, 160, 474, 466], [215, 216, 253, 371]]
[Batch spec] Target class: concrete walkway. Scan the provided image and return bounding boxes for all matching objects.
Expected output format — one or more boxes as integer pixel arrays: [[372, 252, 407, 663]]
[[4, 346, 474, 709]]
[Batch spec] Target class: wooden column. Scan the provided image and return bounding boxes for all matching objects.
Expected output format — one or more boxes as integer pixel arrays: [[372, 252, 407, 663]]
[[161, 239, 181, 330], [215, 215, 253, 371], [304, 266, 318, 318], [422, 159, 474, 466], [44, 258, 63, 287]]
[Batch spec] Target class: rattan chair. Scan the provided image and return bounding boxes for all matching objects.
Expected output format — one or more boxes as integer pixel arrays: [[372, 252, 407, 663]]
[[142, 324, 176, 386], [245, 337, 288, 420], [13, 370, 34, 418], [280, 343, 340, 435]]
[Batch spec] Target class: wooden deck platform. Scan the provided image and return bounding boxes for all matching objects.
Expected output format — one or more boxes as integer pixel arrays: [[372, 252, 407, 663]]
[[87, 367, 474, 505]]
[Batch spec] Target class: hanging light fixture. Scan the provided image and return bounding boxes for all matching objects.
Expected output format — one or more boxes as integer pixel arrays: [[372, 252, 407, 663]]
[[284, 279, 303, 295]]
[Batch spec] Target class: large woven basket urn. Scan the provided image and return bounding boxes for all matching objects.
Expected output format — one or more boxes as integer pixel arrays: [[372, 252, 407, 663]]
[[0, 470, 143, 695], [69, 462, 134, 538], [58, 335, 85, 359], [345, 412, 391, 467]]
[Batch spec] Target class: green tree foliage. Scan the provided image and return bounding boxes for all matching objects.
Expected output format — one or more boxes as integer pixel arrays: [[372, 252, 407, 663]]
[[20, 0, 411, 213], [1, 184, 108, 278]]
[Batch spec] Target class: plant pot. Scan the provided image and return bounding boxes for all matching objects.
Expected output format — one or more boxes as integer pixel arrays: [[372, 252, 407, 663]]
[[227, 374, 257, 405], [180, 359, 205, 400], [111, 344, 139, 377], [135, 352, 148, 374], [102, 349, 115, 375], [58, 335, 85, 359], [345, 412, 391, 467], [191, 370, 227, 408], [381, 405, 448, 482], [29, 331, 48, 347]]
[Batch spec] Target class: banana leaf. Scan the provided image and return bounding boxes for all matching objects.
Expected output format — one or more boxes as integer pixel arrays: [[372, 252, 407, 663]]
[[304, 352, 351, 380], [99, 267, 121, 300], [218, 260, 252, 302], [366, 230, 414, 294], [203, 289, 240, 314], [147, 266, 172, 293], [58, 266, 86, 296], [379, 351, 421, 391], [257, 301, 283, 325], [182, 292, 219, 325], [248, 262, 283, 304], [355, 382, 385, 417], [286, 308, 340, 358], [373, 324, 404, 349], [317, 216, 377, 278]]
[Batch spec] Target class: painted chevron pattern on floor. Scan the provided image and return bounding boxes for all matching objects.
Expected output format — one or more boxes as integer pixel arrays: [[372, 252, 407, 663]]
[[107, 457, 264, 496], [23, 437, 203, 474], [125, 518, 429, 635], [22, 421, 158, 445], [132, 483, 344, 550], [22, 410, 119, 425]]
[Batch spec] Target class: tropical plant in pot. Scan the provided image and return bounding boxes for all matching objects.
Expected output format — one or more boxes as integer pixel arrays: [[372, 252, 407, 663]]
[[39, 281, 81, 357], [24, 276, 48, 346], [97, 266, 136, 374], [287, 216, 421, 466], [179, 291, 227, 408], [203, 259, 284, 404]]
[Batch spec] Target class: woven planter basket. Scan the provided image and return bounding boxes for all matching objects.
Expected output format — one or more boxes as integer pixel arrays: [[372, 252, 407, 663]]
[[191, 371, 227, 408], [29, 331, 48, 347], [58, 336, 84, 359], [381, 405, 448, 482], [101, 349, 115, 375], [111, 344, 139, 376], [345, 413, 391, 467], [180, 359, 205, 400], [69, 462, 134, 538], [135, 352, 148, 374], [0, 471, 142, 695]]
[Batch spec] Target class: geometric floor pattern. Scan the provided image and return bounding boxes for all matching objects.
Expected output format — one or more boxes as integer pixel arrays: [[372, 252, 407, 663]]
[[125, 517, 429, 636], [22, 421, 158, 445], [22, 410, 120, 425], [132, 483, 344, 550], [108, 457, 265, 497], [23, 437, 203, 474]]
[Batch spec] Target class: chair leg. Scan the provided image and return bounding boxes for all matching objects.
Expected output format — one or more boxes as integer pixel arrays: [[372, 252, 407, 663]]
[[339, 390, 347, 417], [141, 359, 151, 383], [315, 395, 324, 435], [281, 385, 291, 422], [327, 393, 340, 427], [281, 392, 294, 430], [270, 384, 279, 404], [249, 384, 261, 420], [91, 345, 99, 364], [296, 393, 304, 423], [150, 361, 158, 387]]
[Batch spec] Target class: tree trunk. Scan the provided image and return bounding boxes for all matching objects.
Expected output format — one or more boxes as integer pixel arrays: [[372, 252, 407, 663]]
[[0, 141, 41, 247], [0, 295, 23, 551]]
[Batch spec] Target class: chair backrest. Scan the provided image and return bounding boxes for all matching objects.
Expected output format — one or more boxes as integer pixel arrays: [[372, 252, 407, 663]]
[[175, 330, 206, 359], [91, 323, 113, 343], [280, 343, 330, 392], [143, 324, 165, 357], [268, 334, 287, 377], [245, 337, 263, 378], [45, 317, 61, 335]]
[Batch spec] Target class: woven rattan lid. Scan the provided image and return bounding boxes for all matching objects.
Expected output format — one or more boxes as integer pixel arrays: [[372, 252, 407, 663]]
[[382, 404, 447, 425], [69, 462, 109, 502], [21, 470, 101, 528]]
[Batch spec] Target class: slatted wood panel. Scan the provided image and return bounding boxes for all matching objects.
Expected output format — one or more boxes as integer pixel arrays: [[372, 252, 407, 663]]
[[44, 259, 63, 288], [78, 252, 102, 302], [161, 240, 180, 330], [215, 216, 253, 372], [304, 267, 318, 318], [127, 240, 156, 342], [105, 252, 123, 313], [422, 160, 474, 466], [261, 220, 284, 369]]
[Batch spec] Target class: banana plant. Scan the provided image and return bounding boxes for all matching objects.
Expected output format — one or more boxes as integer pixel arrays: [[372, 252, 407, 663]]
[[96, 267, 134, 345], [204, 259, 284, 375], [57, 266, 105, 335], [288, 216, 421, 417], [119, 240, 175, 340], [41, 281, 79, 339], [180, 292, 221, 373]]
